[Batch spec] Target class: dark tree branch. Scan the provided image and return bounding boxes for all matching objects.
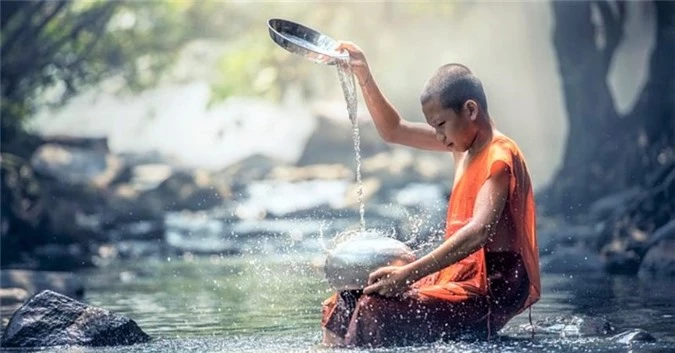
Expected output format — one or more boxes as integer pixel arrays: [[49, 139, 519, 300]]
[[0, 1, 23, 31], [32, 1, 69, 41], [0, 1, 48, 53], [594, 0, 626, 73], [6, 1, 118, 96], [44, 2, 118, 61]]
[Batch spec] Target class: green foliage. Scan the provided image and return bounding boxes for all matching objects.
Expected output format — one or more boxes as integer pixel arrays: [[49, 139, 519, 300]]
[[0, 0, 460, 133], [0, 0, 211, 130]]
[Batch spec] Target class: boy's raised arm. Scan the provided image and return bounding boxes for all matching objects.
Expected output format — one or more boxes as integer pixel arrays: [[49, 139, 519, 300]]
[[337, 41, 447, 152]]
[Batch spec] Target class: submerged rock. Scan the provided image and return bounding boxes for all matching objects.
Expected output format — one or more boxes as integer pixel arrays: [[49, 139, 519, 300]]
[[522, 315, 615, 337], [1, 290, 150, 347], [609, 328, 656, 344]]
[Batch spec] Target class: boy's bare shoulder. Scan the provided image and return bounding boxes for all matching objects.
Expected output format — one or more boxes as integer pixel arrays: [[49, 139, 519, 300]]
[[492, 132, 524, 156]]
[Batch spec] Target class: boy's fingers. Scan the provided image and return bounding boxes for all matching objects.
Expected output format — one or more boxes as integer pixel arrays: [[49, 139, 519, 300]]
[[336, 41, 359, 54], [367, 268, 386, 284], [363, 282, 380, 295]]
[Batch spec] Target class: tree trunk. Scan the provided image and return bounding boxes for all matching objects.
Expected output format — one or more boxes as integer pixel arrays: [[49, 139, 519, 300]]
[[544, 1, 675, 218]]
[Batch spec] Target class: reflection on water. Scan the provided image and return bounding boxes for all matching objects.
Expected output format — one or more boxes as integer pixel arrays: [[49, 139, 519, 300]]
[[19, 253, 675, 352]]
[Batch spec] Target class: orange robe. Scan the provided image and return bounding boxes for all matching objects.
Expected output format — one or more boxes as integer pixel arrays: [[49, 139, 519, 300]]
[[414, 134, 541, 313]]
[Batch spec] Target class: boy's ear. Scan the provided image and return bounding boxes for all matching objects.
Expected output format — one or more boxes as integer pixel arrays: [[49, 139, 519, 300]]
[[465, 100, 478, 120]]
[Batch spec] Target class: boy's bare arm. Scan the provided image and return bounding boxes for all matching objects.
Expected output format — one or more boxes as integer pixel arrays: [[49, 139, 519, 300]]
[[359, 77, 449, 152], [363, 162, 510, 296], [405, 162, 510, 282], [337, 41, 447, 152]]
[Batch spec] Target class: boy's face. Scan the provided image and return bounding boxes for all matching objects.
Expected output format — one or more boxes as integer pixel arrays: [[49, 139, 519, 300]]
[[422, 96, 479, 153]]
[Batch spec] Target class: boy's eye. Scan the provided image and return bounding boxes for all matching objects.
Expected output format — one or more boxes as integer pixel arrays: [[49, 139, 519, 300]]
[[437, 121, 445, 127]]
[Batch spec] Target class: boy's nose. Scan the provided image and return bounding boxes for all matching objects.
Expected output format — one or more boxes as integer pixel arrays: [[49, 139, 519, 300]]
[[436, 131, 446, 143]]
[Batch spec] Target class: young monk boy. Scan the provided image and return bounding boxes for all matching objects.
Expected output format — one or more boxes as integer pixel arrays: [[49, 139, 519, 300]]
[[320, 41, 541, 347]]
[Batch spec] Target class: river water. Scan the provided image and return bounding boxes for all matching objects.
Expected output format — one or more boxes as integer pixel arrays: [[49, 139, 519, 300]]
[[11, 250, 673, 353]]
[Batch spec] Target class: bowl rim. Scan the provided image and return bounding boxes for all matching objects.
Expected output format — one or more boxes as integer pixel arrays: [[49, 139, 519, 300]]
[[267, 18, 348, 61]]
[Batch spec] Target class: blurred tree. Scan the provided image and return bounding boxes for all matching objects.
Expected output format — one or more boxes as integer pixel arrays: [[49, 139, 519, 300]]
[[0, 0, 219, 266], [1, 0, 204, 155], [544, 1, 674, 271]]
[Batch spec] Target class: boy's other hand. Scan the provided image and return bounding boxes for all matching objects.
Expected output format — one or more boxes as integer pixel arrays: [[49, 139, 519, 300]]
[[363, 265, 412, 298], [336, 41, 371, 85]]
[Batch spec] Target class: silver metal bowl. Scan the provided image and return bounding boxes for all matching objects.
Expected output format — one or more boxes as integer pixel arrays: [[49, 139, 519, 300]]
[[324, 231, 416, 291], [267, 18, 348, 66]]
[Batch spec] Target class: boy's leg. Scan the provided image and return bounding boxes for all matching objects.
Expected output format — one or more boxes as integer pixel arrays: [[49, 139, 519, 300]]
[[321, 328, 345, 347], [344, 293, 489, 347], [320, 290, 363, 345]]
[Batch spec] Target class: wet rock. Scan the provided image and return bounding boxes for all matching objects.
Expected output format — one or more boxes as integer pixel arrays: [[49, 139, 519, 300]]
[[540, 246, 604, 273], [588, 187, 642, 221], [1, 154, 47, 266], [129, 164, 173, 191], [602, 248, 642, 275], [609, 329, 656, 344], [41, 135, 110, 152], [219, 154, 287, 187], [0, 290, 150, 347], [526, 315, 615, 337], [103, 185, 164, 224], [0, 270, 84, 300], [139, 169, 230, 212], [30, 144, 124, 188], [297, 115, 388, 167], [639, 238, 675, 278]]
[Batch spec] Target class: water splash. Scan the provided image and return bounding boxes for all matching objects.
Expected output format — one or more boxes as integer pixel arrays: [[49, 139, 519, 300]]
[[335, 59, 365, 232], [318, 220, 331, 254]]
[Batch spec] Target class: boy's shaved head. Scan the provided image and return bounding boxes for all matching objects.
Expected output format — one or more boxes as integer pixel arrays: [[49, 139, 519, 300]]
[[420, 63, 488, 113]]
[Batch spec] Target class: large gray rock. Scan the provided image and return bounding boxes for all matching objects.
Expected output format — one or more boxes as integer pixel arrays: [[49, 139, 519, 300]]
[[30, 144, 124, 188], [138, 169, 230, 212], [1, 290, 150, 347]]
